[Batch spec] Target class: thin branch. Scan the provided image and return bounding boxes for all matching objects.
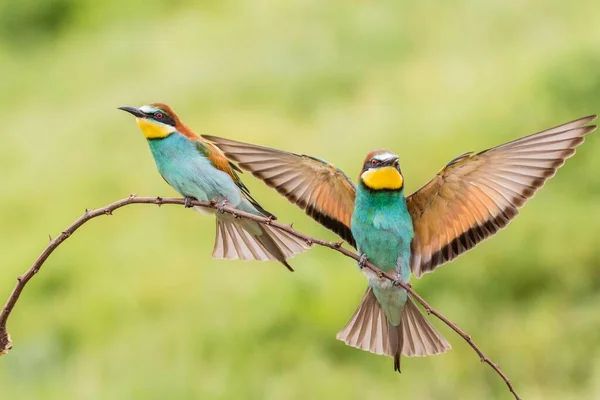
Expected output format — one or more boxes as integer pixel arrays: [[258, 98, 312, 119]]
[[0, 195, 520, 399]]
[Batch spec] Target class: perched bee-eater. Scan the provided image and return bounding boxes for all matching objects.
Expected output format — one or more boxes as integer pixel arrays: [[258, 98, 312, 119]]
[[204, 115, 597, 371], [118, 103, 310, 271]]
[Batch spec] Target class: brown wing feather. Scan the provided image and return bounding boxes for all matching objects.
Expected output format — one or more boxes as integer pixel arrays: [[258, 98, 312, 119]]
[[407, 115, 597, 277], [195, 138, 274, 218], [202, 135, 357, 247], [202, 140, 239, 178]]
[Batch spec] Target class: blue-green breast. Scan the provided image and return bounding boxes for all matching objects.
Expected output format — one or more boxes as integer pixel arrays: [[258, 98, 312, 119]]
[[146, 133, 243, 207], [351, 184, 414, 325], [351, 184, 414, 276]]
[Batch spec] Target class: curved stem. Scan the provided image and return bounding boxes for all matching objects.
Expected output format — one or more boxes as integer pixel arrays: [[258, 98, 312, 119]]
[[0, 195, 520, 399]]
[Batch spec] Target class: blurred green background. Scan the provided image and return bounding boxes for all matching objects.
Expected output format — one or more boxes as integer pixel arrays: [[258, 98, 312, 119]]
[[1, 0, 600, 399]]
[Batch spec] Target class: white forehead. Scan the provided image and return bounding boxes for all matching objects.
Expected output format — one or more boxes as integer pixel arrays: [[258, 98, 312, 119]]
[[372, 152, 397, 162], [139, 105, 158, 113]]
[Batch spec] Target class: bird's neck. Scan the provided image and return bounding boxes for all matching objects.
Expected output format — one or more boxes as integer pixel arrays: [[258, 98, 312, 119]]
[[355, 181, 407, 210], [353, 181, 411, 230], [146, 131, 196, 160]]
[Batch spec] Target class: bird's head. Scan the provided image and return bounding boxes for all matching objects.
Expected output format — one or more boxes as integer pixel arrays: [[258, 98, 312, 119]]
[[359, 150, 404, 191], [119, 103, 185, 139]]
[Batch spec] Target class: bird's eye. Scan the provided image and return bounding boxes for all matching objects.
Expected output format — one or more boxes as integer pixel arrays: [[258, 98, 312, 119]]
[[394, 160, 399, 168], [371, 159, 379, 166], [154, 112, 164, 120]]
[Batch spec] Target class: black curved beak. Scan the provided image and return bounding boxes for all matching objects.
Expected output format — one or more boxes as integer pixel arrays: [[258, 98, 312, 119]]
[[118, 106, 145, 118]]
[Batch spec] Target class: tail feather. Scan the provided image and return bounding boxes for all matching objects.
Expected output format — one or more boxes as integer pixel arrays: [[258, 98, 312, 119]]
[[258, 224, 306, 259], [401, 296, 451, 357], [336, 288, 392, 356], [336, 287, 450, 371], [388, 321, 403, 372], [212, 215, 311, 271]]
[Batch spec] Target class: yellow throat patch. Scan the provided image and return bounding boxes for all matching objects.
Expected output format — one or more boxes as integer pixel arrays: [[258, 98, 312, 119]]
[[135, 118, 175, 139], [361, 166, 403, 190]]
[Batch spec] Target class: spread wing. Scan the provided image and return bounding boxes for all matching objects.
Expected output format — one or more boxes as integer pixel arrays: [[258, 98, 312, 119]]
[[407, 115, 597, 278], [202, 135, 357, 247], [196, 139, 274, 218]]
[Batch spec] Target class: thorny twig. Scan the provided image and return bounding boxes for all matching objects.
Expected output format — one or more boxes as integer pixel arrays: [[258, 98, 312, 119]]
[[0, 195, 520, 399]]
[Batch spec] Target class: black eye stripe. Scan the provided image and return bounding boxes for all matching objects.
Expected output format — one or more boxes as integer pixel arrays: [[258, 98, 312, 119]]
[[361, 156, 400, 172], [148, 110, 176, 127]]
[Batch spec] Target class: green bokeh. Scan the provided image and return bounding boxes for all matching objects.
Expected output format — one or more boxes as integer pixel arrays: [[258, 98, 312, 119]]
[[1, 1, 600, 399]]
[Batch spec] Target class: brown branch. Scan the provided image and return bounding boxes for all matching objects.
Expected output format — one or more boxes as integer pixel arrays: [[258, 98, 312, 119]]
[[0, 195, 520, 399]]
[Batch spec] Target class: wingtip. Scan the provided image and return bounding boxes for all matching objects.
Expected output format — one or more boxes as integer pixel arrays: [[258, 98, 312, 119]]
[[574, 114, 598, 126], [576, 124, 597, 136]]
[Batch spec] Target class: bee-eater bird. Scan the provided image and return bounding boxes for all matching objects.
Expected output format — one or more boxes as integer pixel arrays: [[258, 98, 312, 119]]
[[118, 103, 310, 271], [203, 115, 597, 371]]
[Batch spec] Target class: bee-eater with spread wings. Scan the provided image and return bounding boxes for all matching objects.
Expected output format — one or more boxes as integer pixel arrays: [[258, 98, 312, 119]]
[[203, 115, 597, 371], [119, 103, 310, 271]]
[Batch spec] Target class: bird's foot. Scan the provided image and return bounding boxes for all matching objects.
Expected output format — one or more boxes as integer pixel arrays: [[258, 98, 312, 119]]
[[392, 276, 408, 288], [216, 199, 229, 213], [184, 197, 196, 208], [358, 254, 368, 269]]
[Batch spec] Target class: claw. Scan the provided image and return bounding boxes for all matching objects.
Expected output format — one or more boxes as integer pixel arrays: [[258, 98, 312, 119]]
[[217, 199, 229, 213], [358, 254, 368, 269], [184, 197, 195, 208]]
